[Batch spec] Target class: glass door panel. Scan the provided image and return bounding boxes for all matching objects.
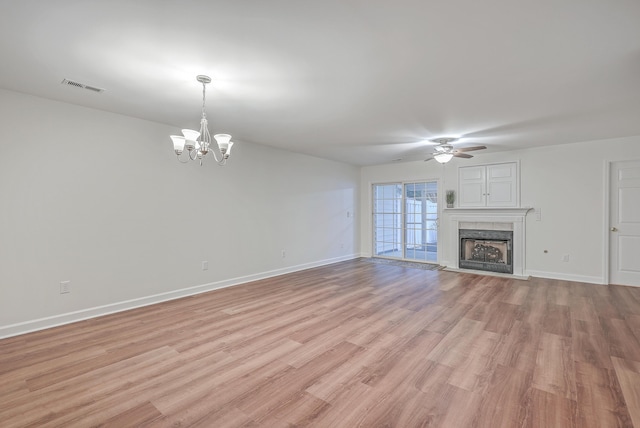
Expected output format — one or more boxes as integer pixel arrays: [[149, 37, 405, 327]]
[[373, 184, 402, 258], [404, 181, 438, 262]]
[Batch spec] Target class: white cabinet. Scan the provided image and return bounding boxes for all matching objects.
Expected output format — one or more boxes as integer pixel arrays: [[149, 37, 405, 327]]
[[458, 162, 519, 208]]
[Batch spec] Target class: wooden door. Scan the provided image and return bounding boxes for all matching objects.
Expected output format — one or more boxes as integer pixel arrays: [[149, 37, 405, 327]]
[[610, 160, 640, 286]]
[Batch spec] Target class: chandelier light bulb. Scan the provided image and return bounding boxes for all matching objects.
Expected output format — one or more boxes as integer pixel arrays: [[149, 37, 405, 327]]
[[214, 134, 231, 152], [182, 129, 200, 142], [170, 135, 186, 155]]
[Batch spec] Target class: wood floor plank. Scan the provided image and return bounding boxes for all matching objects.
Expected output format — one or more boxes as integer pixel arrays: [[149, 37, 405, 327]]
[[611, 357, 640, 428], [610, 286, 640, 317], [435, 384, 485, 428], [307, 333, 403, 401], [572, 319, 614, 369], [501, 283, 530, 306], [269, 390, 330, 426], [447, 329, 502, 392], [1, 346, 181, 427], [95, 401, 163, 428], [552, 281, 572, 306], [426, 317, 486, 367], [355, 384, 434, 427], [495, 320, 542, 373], [543, 303, 572, 337], [422, 300, 474, 335], [473, 364, 534, 427], [533, 332, 577, 401], [575, 360, 633, 427], [528, 388, 578, 428], [628, 314, 640, 344], [304, 377, 374, 427], [412, 359, 454, 394], [1, 259, 640, 427], [600, 317, 640, 361], [570, 296, 600, 322], [483, 301, 520, 335]]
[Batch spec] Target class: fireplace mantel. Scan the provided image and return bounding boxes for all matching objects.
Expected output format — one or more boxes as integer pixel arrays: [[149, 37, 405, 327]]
[[444, 207, 533, 216], [445, 207, 532, 277]]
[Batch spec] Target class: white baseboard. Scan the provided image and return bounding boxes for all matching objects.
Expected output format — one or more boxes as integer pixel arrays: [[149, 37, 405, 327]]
[[0, 254, 361, 339], [526, 270, 606, 285]]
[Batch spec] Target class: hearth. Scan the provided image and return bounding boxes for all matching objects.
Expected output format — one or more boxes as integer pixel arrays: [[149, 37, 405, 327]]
[[459, 229, 513, 274]]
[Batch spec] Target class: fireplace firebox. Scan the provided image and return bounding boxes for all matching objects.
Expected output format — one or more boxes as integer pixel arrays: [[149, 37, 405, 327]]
[[459, 229, 513, 274]]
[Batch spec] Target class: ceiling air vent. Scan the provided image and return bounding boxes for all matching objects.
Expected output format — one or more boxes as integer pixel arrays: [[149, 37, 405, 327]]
[[61, 79, 105, 94]]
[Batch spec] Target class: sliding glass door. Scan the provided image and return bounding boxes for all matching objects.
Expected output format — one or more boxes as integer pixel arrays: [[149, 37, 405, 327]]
[[404, 182, 438, 262], [373, 184, 403, 258], [373, 181, 438, 263]]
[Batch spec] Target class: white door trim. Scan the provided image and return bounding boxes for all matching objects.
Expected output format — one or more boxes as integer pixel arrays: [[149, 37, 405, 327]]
[[603, 159, 611, 285], [606, 159, 640, 286]]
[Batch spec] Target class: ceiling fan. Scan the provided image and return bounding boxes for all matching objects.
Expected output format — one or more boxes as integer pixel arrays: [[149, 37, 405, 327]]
[[425, 138, 486, 163]]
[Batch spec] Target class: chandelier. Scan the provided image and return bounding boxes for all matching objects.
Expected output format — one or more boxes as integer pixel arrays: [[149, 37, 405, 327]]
[[170, 75, 234, 166]]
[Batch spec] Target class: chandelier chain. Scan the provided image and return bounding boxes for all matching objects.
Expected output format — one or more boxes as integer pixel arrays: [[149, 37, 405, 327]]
[[201, 81, 207, 120]]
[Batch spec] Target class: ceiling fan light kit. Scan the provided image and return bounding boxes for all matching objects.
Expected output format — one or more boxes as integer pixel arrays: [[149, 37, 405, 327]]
[[170, 75, 234, 166], [434, 152, 454, 163], [427, 137, 486, 164]]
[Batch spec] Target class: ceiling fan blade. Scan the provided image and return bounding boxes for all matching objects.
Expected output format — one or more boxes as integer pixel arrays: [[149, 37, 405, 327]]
[[455, 145, 487, 153], [424, 157, 434, 162], [453, 153, 473, 159]]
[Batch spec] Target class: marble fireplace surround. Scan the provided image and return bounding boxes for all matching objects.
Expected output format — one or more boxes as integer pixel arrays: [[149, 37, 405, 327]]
[[445, 208, 532, 278]]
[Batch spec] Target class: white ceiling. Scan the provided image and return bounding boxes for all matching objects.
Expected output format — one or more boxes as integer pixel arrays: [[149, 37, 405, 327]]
[[2, 0, 640, 165]]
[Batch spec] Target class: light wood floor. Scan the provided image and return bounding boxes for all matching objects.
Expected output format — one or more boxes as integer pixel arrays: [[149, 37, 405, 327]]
[[1, 259, 640, 427]]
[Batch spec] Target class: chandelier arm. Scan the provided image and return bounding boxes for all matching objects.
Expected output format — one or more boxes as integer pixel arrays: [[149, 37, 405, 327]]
[[209, 151, 223, 163], [176, 153, 190, 164]]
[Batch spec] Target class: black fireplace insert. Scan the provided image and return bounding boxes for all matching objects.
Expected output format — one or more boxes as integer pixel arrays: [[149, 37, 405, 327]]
[[459, 229, 513, 274]]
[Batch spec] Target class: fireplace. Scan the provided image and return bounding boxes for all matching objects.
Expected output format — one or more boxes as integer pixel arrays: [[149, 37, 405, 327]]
[[446, 208, 531, 277], [459, 229, 513, 274]]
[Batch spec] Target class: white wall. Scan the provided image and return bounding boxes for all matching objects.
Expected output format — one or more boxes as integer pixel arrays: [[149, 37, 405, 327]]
[[360, 136, 640, 284], [0, 88, 360, 337]]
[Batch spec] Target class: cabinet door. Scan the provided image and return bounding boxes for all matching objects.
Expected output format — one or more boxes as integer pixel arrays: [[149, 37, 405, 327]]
[[458, 166, 486, 207], [486, 163, 517, 207]]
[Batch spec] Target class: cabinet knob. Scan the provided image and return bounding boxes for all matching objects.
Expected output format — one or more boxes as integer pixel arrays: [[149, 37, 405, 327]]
[[611, 227, 618, 232]]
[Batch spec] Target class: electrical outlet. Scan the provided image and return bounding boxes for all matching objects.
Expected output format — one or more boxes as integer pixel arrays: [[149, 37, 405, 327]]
[[562, 254, 570, 262], [282, 249, 286, 259], [535, 208, 542, 221], [202, 261, 208, 271], [60, 281, 71, 294]]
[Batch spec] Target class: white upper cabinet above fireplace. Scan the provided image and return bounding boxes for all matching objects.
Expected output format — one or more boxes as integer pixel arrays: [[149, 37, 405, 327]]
[[458, 162, 519, 208]]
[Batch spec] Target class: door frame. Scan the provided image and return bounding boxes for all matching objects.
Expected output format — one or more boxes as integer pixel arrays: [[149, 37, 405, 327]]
[[603, 160, 611, 285], [604, 159, 640, 286], [370, 178, 442, 263]]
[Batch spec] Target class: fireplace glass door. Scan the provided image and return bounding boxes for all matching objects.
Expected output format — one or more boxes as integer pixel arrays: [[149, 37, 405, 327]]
[[459, 229, 513, 274]]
